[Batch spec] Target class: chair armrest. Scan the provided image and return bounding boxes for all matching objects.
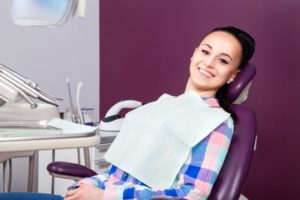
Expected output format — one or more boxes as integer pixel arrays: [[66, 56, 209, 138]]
[[47, 161, 97, 178]]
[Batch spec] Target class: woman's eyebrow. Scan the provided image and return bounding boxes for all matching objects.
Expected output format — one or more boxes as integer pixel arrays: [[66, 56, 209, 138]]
[[220, 53, 233, 61], [202, 44, 212, 49]]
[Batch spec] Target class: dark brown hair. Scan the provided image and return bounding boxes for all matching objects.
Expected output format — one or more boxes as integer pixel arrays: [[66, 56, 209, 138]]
[[212, 26, 256, 120]]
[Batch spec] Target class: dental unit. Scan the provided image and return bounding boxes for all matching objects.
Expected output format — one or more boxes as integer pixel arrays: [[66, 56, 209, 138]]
[[0, 63, 98, 193], [0, 0, 96, 194]]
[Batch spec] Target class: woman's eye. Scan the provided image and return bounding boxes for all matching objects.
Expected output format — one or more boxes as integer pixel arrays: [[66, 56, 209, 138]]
[[219, 58, 229, 65], [201, 49, 209, 55]]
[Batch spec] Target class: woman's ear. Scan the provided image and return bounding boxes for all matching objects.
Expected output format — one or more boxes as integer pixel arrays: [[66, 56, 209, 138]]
[[227, 70, 240, 84]]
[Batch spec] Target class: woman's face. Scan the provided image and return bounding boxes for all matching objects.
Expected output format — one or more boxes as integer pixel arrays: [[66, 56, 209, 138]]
[[187, 31, 242, 97]]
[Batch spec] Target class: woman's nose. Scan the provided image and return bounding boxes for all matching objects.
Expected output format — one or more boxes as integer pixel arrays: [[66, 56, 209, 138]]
[[203, 56, 214, 68]]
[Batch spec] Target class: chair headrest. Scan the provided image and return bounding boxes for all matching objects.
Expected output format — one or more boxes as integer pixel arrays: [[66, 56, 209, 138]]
[[227, 63, 256, 104]]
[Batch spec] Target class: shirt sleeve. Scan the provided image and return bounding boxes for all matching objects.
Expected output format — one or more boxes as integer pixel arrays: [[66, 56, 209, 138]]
[[68, 168, 110, 190], [101, 120, 234, 200]]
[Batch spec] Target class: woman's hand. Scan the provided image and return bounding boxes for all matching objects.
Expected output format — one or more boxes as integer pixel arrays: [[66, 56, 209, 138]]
[[64, 183, 104, 200]]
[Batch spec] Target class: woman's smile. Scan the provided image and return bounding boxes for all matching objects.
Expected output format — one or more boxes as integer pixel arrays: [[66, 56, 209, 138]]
[[197, 67, 215, 78]]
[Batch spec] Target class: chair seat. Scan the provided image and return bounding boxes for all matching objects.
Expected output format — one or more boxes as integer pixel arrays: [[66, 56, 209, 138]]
[[47, 161, 97, 178]]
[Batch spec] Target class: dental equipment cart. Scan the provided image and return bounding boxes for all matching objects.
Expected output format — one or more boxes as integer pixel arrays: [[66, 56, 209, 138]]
[[0, 63, 99, 194]]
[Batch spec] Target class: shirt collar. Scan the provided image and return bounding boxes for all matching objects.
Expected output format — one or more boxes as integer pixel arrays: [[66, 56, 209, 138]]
[[202, 96, 221, 108]]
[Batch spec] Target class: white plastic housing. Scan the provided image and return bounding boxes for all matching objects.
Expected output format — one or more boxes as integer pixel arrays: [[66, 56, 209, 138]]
[[0, 103, 59, 121]]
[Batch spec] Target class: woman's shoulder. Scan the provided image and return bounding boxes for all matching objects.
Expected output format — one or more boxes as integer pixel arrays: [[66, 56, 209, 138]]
[[212, 117, 234, 140]]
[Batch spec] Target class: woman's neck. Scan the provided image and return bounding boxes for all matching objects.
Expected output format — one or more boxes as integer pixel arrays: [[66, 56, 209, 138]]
[[185, 77, 217, 98]]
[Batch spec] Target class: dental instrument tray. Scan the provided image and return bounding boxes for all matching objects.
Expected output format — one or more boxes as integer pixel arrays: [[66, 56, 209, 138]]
[[0, 120, 97, 142]]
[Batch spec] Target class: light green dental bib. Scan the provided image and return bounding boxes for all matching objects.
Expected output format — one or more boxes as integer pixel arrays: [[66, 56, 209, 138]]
[[104, 91, 230, 190]]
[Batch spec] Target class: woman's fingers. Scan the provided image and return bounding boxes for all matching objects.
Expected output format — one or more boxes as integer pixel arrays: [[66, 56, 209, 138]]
[[64, 187, 79, 198], [64, 184, 103, 200]]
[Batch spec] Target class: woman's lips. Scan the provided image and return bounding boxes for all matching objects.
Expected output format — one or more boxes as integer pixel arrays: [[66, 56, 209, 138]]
[[198, 68, 215, 78]]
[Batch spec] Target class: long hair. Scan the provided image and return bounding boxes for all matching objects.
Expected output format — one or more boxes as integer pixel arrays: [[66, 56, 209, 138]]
[[212, 26, 256, 120]]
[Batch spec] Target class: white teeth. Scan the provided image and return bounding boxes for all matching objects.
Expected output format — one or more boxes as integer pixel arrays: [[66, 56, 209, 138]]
[[199, 68, 213, 77]]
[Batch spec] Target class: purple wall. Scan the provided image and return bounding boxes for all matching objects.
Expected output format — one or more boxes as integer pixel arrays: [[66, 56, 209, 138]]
[[100, 0, 300, 199]]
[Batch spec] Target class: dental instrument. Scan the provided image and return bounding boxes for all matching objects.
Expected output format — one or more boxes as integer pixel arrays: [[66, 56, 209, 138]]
[[66, 78, 77, 122], [76, 82, 84, 124], [0, 63, 59, 108], [0, 64, 61, 103]]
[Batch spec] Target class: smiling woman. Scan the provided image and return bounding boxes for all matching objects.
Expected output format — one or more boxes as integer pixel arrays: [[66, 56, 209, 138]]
[[186, 27, 255, 120], [186, 31, 243, 97], [61, 26, 256, 200], [0, 26, 255, 200]]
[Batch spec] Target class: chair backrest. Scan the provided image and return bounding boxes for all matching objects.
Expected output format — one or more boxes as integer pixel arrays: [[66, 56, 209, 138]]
[[208, 63, 257, 200]]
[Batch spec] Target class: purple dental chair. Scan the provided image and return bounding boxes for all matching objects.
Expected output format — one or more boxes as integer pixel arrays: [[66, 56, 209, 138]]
[[47, 63, 257, 200]]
